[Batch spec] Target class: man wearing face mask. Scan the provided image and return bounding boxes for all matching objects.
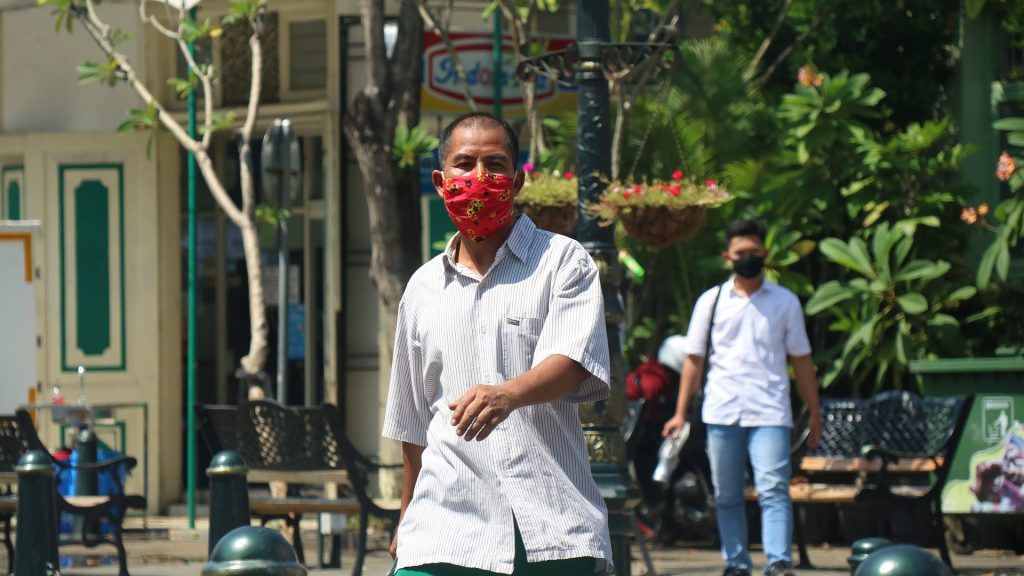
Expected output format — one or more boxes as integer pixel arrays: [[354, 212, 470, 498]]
[[662, 219, 822, 576], [382, 112, 613, 576]]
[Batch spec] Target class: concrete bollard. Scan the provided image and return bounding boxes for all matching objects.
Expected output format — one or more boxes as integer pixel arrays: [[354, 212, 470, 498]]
[[847, 537, 892, 572], [206, 450, 251, 556], [73, 426, 101, 540], [202, 526, 307, 575], [15, 450, 60, 575], [852, 544, 953, 576]]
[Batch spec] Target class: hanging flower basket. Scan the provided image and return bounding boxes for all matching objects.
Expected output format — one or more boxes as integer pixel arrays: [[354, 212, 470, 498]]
[[590, 171, 731, 249], [514, 168, 579, 236], [620, 204, 707, 248]]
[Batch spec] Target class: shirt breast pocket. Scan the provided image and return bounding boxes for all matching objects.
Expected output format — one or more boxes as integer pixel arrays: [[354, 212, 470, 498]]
[[501, 315, 544, 379]]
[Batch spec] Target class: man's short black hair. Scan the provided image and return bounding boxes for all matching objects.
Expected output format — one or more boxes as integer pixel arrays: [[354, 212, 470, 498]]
[[437, 112, 520, 169], [726, 219, 767, 243]]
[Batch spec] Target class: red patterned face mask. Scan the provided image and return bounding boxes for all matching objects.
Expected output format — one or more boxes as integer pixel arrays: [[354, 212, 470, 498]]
[[441, 168, 516, 242]]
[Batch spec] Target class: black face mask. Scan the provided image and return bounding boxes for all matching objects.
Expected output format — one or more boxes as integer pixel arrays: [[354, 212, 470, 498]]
[[733, 255, 765, 279]]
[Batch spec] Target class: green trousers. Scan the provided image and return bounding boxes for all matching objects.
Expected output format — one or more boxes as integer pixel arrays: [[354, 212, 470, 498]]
[[395, 521, 596, 576]]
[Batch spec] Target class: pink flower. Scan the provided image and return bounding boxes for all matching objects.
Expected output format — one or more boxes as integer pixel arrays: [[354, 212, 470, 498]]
[[705, 179, 716, 187], [522, 162, 535, 173], [563, 171, 575, 179], [672, 170, 684, 180]]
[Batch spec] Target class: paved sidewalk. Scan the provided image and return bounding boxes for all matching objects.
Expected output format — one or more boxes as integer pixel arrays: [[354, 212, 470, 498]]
[[4, 516, 1022, 576]]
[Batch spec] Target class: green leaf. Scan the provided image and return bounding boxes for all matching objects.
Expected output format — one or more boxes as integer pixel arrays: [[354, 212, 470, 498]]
[[965, 0, 987, 19], [843, 314, 878, 357], [894, 259, 950, 283], [928, 314, 959, 328], [805, 281, 856, 315], [897, 292, 928, 315], [945, 286, 977, 303], [895, 321, 910, 365], [819, 238, 869, 275], [993, 117, 1024, 132], [977, 240, 1002, 288], [965, 306, 1000, 324], [996, 242, 1011, 280]]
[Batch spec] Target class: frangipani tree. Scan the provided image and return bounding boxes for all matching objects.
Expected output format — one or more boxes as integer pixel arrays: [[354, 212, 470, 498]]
[[42, 0, 272, 383]]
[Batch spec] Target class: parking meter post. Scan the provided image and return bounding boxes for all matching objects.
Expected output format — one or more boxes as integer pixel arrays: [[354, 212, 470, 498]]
[[206, 450, 251, 557], [15, 451, 60, 575]]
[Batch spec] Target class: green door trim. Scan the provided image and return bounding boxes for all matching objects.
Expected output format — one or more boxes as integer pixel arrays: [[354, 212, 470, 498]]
[[58, 163, 127, 372], [2, 165, 23, 220]]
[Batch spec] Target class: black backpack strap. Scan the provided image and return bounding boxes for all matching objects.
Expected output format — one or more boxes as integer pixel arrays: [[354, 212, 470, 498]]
[[700, 284, 724, 390]]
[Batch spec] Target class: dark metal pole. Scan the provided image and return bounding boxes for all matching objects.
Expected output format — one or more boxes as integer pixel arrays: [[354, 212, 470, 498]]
[[206, 451, 251, 557], [277, 139, 290, 405], [15, 451, 60, 575], [575, 2, 636, 576]]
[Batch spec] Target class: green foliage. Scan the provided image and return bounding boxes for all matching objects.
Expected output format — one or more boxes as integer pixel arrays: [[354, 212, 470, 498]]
[[180, 17, 223, 43], [805, 223, 974, 393], [977, 120, 1024, 287], [764, 224, 816, 296], [255, 204, 289, 226], [77, 58, 121, 87], [392, 123, 439, 171], [199, 112, 238, 135], [702, 0, 958, 125], [223, 0, 266, 25], [116, 102, 160, 157]]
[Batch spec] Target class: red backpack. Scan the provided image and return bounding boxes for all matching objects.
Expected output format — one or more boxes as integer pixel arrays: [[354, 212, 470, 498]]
[[626, 359, 671, 403]]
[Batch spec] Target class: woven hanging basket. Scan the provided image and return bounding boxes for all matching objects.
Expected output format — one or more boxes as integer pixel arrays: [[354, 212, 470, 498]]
[[519, 203, 578, 236], [619, 205, 706, 248]]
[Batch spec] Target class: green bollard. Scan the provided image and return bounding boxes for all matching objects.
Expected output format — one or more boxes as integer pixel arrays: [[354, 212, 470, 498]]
[[206, 450, 251, 557], [202, 526, 306, 575], [15, 450, 60, 575], [852, 544, 953, 576], [847, 537, 892, 572]]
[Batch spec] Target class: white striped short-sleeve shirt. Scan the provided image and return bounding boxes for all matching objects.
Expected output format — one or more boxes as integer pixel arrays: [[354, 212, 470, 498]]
[[382, 215, 613, 574]]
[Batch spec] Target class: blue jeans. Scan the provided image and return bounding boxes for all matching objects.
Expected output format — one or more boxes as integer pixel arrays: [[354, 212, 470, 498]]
[[707, 424, 792, 571]]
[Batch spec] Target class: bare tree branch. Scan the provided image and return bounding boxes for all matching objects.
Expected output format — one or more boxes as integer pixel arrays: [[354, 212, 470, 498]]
[[361, 0, 387, 93], [756, 0, 845, 86], [747, 0, 793, 76], [418, 1, 478, 112]]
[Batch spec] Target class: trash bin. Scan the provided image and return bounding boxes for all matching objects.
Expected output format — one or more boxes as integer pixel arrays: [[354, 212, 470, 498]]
[[909, 357, 1024, 552]]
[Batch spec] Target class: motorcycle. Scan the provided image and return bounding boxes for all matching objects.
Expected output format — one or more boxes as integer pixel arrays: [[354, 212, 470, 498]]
[[624, 337, 718, 545]]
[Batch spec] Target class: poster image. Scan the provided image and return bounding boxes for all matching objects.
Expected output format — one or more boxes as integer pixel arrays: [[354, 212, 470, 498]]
[[943, 397, 1024, 513]]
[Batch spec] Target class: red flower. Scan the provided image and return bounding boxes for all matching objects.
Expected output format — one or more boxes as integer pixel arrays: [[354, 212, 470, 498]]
[[997, 151, 1017, 182], [623, 191, 632, 199], [632, 184, 643, 196], [672, 170, 684, 180], [670, 184, 682, 196], [705, 179, 716, 187], [563, 171, 575, 179]]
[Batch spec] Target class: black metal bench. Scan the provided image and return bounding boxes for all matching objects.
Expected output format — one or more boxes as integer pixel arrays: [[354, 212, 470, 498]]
[[1, 411, 146, 576], [196, 400, 401, 576], [745, 391, 971, 568]]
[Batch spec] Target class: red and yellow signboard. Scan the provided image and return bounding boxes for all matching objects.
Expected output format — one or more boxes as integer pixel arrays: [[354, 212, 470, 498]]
[[421, 31, 578, 117]]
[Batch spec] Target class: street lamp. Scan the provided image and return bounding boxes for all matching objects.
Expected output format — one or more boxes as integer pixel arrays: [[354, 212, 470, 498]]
[[516, 3, 678, 575], [150, 0, 203, 530]]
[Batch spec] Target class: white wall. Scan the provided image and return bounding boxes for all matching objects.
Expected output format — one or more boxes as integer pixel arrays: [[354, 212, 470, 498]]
[[2, 5, 144, 133]]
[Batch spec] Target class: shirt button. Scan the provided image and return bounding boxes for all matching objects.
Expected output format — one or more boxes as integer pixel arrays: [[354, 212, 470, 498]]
[[480, 327, 487, 334]]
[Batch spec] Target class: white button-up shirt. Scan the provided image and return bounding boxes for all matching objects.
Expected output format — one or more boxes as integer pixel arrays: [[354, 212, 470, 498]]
[[382, 216, 612, 574], [684, 279, 812, 428]]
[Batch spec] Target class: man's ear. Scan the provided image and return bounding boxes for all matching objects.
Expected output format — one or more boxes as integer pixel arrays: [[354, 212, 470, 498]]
[[512, 170, 525, 195], [722, 251, 733, 268], [432, 169, 446, 199]]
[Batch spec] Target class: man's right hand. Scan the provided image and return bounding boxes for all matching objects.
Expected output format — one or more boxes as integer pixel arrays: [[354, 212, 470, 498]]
[[662, 414, 687, 439]]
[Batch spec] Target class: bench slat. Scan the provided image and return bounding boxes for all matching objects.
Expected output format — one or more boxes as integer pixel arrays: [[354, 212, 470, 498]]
[[250, 497, 401, 516], [800, 456, 941, 473], [744, 482, 930, 504], [248, 469, 349, 484]]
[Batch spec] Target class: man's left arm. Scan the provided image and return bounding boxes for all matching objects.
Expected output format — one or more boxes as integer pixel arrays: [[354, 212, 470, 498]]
[[790, 354, 821, 450], [785, 292, 821, 449]]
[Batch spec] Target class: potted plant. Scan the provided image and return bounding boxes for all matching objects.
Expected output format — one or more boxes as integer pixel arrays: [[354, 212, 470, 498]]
[[514, 164, 579, 236], [590, 171, 731, 248]]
